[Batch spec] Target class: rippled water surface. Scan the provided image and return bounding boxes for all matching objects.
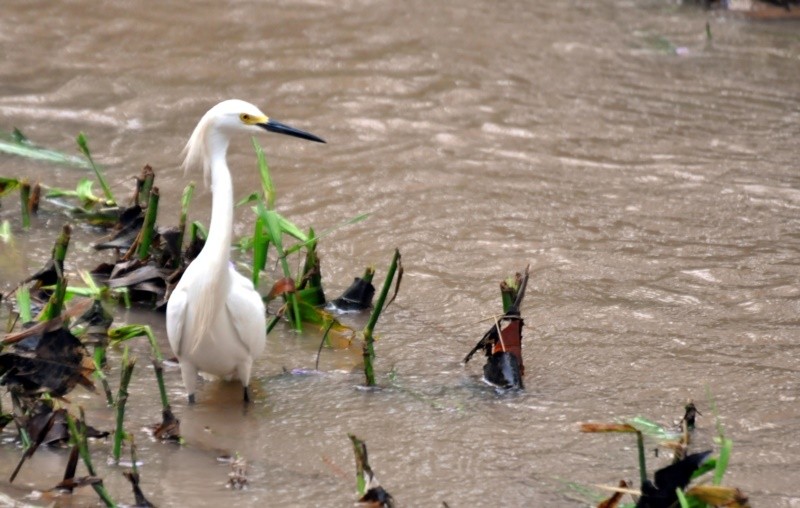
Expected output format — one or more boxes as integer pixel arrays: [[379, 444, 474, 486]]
[[1, 1, 799, 506]]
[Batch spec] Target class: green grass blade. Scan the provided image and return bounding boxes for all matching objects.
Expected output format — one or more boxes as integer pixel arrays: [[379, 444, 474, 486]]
[[251, 215, 269, 287], [0, 177, 21, 198], [713, 437, 732, 485], [16, 287, 31, 323], [252, 137, 275, 210], [626, 416, 681, 441], [275, 211, 308, 243], [676, 487, 690, 508], [76, 132, 115, 204], [259, 204, 301, 331], [283, 212, 370, 257], [0, 220, 11, 243], [0, 130, 91, 168]]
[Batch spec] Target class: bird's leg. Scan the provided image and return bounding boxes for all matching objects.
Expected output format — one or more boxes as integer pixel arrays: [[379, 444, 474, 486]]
[[237, 360, 253, 403], [180, 360, 199, 405]]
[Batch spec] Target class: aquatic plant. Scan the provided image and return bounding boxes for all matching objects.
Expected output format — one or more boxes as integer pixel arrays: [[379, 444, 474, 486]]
[[578, 405, 749, 508]]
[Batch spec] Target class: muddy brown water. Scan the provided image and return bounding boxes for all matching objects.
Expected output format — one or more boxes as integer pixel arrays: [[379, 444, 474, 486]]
[[1, 1, 799, 506]]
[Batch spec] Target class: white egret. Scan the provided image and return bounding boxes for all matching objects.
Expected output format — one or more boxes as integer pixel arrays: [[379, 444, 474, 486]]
[[166, 99, 325, 403]]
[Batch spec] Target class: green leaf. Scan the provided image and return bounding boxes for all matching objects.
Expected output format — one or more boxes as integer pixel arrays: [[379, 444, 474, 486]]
[[275, 211, 307, 242], [713, 437, 732, 485], [252, 137, 275, 209], [108, 324, 149, 344], [0, 177, 21, 198], [676, 487, 690, 508], [284, 212, 370, 256], [76, 132, 115, 204], [16, 286, 31, 323], [76, 178, 99, 206], [251, 215, 269, 287], [236, 192, 260, 207], [0, 129, 91, 168], [0, 220, 11, 243], [626, 417, 681, 441]]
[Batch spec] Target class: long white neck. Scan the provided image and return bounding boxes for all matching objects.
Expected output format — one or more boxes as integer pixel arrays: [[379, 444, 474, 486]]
[[199, 130, 233, 275]]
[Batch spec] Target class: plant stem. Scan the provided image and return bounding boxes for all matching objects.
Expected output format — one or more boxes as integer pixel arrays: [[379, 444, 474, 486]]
[[362, 267, 375, 284], [143, 326, 170, 411], [361, 249, 401, 386], [174, 182, 195, 268], [77, 133, 115, 205], [16, 286, 31, 323], [263, 207, 301, 331], [43, 224, 71, 321], [19, 181, 31, 229], [251, 216, 267, 287], [364, 249, 400, 338], [113, 346, 135, 464], [500, 275, 520, 314], [139, 166, 154, 208], [636, 430, 647, 488], [137, 186, 159, 261], [66, 408, 117, 507], [93, 346, 114, 405]]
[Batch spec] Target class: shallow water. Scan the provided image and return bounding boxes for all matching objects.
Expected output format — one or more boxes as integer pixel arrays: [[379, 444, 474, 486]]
[[1, 0, 799, 506]]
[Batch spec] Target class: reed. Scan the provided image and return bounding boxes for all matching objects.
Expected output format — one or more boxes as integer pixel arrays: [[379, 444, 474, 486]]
[[76, 133, 115, 205], [65, 408, 116, 507], [362, 249, 401, 386], [137, 187, 159, 261], [112, 346, 135, 464], [42, 225, 71, 321]]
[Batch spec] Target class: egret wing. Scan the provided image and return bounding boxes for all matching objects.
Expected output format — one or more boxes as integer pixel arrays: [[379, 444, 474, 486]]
[[225, 270, 267, 357], [165, 285, 188, 356]]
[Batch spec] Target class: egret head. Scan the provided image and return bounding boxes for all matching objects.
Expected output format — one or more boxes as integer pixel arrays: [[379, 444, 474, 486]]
[[182, 99, 325, 184]]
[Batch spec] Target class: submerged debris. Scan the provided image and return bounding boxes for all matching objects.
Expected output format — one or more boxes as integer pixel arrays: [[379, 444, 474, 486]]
[[348, 434, 394, 508], [53, 445, 98, 493], [681, 400, 700, 431], [151, 407, 181, 442], [463, 265, 530, 390], [0, 324, 95, 397], [636, 451, 712, 508], [330, 268, 376, 312], [226, 455, 248, 490]]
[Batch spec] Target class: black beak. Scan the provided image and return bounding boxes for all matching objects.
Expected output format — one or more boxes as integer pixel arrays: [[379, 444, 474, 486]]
[[259, 119, 326, 143]]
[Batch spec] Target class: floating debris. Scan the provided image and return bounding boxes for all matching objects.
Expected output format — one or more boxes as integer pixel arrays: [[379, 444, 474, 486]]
[[681, 400, 700, 431], [348, 434, 394, 507], [226, 454, 248, 490], [53, 447, 103, 493], [463, 265, 529, 390], [637, 451, 712, 508], [330, 267, 376, 312], [0, 324, 95, 397], [150, 407, 181, 442]]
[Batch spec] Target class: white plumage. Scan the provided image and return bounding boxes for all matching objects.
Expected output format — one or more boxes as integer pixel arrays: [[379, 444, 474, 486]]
[[166, 99, 324, 403]]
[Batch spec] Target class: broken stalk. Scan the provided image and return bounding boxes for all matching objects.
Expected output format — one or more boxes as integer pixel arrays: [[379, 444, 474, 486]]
[[66, 407, 117, 507], [142, 326, 170, 411], [137, 187, 159, 261], [76, 133, 115, 205], [93, 346, 114, 406], [112, 346, 135, 464], [19, 181, 31, 230], [42, 224, 71, 321], [173, 182, 195, 269], [362, 249, 400, 387]]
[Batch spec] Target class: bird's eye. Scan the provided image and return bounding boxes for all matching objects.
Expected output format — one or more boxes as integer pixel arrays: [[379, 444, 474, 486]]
[[240, 113, 252, 123]]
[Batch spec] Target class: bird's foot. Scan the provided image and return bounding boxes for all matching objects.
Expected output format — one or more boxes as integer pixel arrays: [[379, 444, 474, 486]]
[[243, 386, 251, 403], [188, 393, 196, 405]]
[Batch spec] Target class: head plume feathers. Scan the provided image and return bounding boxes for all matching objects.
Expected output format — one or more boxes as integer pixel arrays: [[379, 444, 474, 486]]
[[182, 108, 215, 187]]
